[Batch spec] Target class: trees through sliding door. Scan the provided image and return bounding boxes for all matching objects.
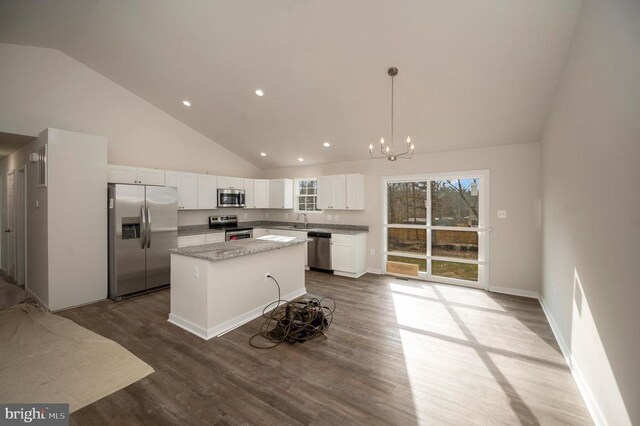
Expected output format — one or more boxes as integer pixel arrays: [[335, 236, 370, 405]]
[[383, 172, 488, 288]]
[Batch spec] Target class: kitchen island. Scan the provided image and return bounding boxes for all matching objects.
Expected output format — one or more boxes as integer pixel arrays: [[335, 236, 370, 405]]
[[168, 236, 307, 339]]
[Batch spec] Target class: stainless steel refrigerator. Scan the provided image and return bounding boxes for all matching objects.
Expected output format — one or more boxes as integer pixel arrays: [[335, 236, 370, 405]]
[[108, 184, 178, 300]]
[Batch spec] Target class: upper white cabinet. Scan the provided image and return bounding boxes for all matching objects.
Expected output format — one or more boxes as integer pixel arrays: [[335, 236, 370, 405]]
[[166, 171, 198, 210], [244, 179, 270, 209], [108, 165, 165, 185], [217, 176, 244, 189], [197, 174, 217, 210], [254, 179, 270, 208], [345, 174, 365, 210], [269, 179, 293, 209], [318, 174, 364, 210], [244, 179, 255, 208]]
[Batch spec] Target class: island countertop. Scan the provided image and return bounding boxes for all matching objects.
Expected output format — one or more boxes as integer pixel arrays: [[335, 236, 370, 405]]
[[169, 236, 308, 262]]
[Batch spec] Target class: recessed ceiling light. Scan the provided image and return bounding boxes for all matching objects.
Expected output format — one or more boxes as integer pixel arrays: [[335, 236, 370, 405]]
[[323, 142, 331, 147], [182, 100, 191, 107], [298, 157, 304, 162], [255, 89, 264, 97], [260, 152, 267, 157]]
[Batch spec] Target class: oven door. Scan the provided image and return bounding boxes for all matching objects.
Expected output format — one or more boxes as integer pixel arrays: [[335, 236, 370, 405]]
[[218, 189, 245, 208], [226, 230, 253, 241]]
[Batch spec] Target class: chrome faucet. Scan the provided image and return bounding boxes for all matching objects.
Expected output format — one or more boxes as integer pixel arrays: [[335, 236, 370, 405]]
[[297, 212, 308, 228]]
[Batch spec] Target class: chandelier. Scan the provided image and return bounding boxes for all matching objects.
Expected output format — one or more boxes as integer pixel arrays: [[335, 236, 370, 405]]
[[369, 67, 415, 161]]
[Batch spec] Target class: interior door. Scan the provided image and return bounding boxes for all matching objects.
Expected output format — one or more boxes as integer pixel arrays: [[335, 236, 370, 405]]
[[112, 184, 146, 296], [145, 186, 178, 290], [6, 171, 15, 279]]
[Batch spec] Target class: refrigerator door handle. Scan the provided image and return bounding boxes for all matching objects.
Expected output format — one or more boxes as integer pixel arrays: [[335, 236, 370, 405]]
[[146, 207, 152, 248], [140, 206, 147, 249]]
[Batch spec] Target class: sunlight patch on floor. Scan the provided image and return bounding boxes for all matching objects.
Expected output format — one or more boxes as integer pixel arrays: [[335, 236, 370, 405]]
[[391, 292, 466, 340]]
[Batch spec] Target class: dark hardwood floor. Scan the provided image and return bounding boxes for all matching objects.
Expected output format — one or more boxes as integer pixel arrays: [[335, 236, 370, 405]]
[[59, 271, 592, 425]]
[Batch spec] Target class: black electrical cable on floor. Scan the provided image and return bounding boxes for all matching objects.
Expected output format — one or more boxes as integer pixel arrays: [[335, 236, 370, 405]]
[[249, 275, 335, 349]]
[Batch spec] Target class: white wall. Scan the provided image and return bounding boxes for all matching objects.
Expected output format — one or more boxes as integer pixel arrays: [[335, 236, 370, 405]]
[[0, 43, 260, 178], [263, 142, 542, 296], [539, 0, 640, 423]]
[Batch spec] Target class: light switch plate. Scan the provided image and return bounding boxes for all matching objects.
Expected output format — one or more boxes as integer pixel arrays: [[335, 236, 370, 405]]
[[334, 215, 339, 221], [497, 210, 507, 219], [370, 249, 376, 256]]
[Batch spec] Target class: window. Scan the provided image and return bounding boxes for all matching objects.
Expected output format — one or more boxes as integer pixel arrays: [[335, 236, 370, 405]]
[[295, 178, 321, 212]]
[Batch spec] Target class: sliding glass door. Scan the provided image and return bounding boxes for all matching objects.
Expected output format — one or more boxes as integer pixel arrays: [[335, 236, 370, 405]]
[[383, 172, 488, 288]]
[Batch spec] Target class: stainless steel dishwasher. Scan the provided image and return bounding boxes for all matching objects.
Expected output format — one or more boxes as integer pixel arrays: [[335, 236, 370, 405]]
[[307, 231, 333, 272]]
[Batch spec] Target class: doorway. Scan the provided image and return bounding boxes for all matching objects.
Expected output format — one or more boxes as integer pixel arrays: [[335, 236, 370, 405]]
[[382, 171, 489, 289]]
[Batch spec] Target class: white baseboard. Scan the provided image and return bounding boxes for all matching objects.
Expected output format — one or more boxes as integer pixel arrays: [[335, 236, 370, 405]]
[[366, 268, 382, 275], [489, 285, 539, 299], [168, 287, 307, 340], [539, 297, 606, 426], [25, 288, 49, 311]]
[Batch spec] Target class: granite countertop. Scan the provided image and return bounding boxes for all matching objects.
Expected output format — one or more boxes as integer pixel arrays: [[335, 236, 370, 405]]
[[259, 225, 367, 235], [178, 225, 225, 237], [178, 221, 368, 237], [170, 236, 308, 262]]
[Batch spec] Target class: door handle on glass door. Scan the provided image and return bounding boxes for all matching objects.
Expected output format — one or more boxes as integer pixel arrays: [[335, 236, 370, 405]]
[[140, 206, 147, 249], [146, 207, 151, 248]]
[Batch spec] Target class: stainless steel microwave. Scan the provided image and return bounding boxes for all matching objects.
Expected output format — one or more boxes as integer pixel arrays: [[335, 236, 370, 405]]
[[217, 188, 245, 208]]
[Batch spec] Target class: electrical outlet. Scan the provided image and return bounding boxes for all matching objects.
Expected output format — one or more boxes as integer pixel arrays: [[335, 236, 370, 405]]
[[265, 212, 269, 218], [497, 210, 507, 219], [264, 273, 270, 283], [327, 215, 332, 221], [192, 266, 199, 278], [284, 213, 289, 219], [370, 249, 376, 256], [334, 215, 339, 221], [243, 213, 248, 219]]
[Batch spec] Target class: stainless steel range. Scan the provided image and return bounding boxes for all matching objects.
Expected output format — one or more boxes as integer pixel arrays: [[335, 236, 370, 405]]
[[209, 215, 253, 241]]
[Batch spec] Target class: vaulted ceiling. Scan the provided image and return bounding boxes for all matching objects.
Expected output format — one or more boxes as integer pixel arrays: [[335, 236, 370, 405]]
[[0, 0, 581, 168]]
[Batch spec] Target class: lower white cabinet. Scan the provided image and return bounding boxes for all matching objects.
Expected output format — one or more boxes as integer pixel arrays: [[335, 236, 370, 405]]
[[177, 232, 225, 248], [331, 233, 367, 278], [205, 233, 225, 244], [177, 235, 206, 248], [252, 228, 269, 238]]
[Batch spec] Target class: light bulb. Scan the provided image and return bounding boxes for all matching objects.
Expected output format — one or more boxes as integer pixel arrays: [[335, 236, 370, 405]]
[[380, 137, 385, 145], [386, 146, 390, 153], [406, 136, 411, 145], [369, 144, 373, 151], [410, 144, 415, 150]]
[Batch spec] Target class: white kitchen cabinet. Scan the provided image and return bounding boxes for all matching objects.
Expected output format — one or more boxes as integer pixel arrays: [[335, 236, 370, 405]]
[[108, 165, 165, 185], [177, 235, 206, 248], [318, 174, 365, 210], [331, 233, 367, 278], [317, 175, 346, 210], [252, 228, 269, 238], [137, 167, 166, 185], [217, 176, 244, 189], [269, 179, 293, 209], [205, 233, 225, 244], [345, 174, 365, 210], [254, 179, 270, 208], [166, 171, 198, 210], [244, 179, 255, 208], [198, 174, 217, 210]]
